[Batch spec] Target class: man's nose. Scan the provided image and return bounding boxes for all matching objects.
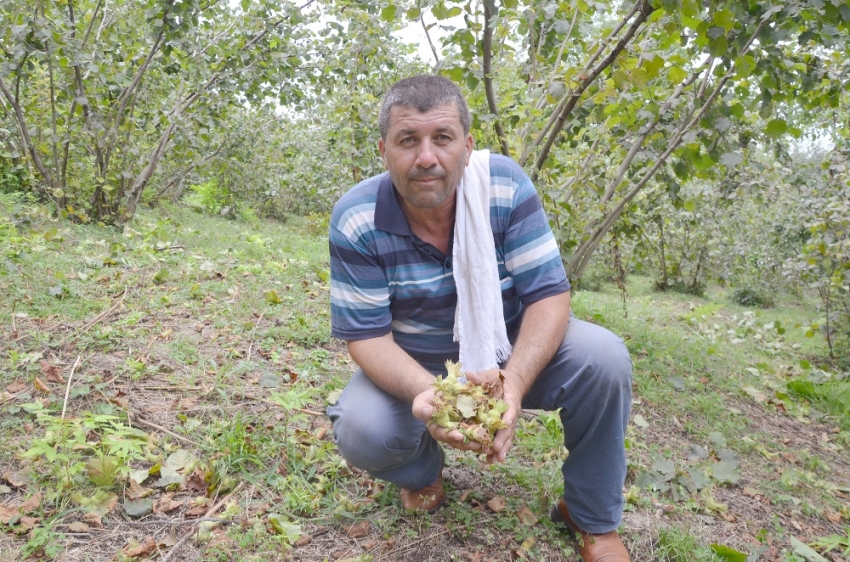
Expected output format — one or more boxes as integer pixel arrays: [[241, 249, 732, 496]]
[[415, 139, 439, 169]]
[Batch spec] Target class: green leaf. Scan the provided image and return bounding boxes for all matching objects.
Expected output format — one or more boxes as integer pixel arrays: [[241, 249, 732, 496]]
[[712, 9, 735, 31], [788, 537, 829, 562], [153, 466, 184, 488], [708, 432, 727, 448], [380, 5, 397, 22], [668, 66, 688, 84], [651, 458, 677, 480], [684, 200, 696, 212], [124, 497, 153, 518], [268, 514, 303, 545], [164, 449, 194, 471], [710, 544, 747, 562], [765, 119, 787, 139], [711, 461, 741, 484], [720, 152, 743, 167], [153, 268, 169, 284], [265, 290, 282, 304]]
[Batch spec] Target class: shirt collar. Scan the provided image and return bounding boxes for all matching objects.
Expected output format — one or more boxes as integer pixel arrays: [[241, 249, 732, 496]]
[[374, 173, 413, 236]]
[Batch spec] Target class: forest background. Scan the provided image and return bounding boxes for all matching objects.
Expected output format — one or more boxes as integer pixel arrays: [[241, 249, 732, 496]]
[[1, 0, 850, 560]]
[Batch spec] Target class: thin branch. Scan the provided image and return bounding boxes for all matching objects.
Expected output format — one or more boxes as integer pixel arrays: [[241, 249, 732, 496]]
[[529, 0, 654, 178], [0, 75, 55, 188], [483, 0, 509, 156], [60, 356, 83, 420], [420, 12, 440, 68], [131, 414, 205, 448]]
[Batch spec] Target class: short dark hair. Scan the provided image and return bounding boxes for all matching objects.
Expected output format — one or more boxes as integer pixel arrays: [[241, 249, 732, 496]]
[[379, 74, 471, 140]]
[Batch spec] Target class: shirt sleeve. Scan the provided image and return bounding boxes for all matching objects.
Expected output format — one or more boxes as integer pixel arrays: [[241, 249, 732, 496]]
[[329, 213, 393, 341], [502, 166, 571, 303]]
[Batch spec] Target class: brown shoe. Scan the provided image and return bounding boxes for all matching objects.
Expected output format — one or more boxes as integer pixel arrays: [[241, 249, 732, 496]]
[[400, 473, 445, 513], [551, 498, 630, 561]]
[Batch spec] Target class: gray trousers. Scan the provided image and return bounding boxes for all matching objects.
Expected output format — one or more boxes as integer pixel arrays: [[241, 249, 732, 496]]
[[327, 318, 632, 534]]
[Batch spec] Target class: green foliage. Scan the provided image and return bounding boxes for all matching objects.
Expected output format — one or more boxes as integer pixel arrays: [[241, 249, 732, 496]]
[[186, 179, 233, 216], [656, 526, 723, 561], [787, 377, 850, 425], [731, 288, 773, 308]]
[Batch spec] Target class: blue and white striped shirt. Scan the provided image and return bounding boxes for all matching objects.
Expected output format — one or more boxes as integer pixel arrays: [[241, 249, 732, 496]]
[[329, 153, 570, 369]]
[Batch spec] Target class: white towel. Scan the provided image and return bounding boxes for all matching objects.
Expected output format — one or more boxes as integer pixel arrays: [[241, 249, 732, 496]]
[[452, 149, 512, 373]]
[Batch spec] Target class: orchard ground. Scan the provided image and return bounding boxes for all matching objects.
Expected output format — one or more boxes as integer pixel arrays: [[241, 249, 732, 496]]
[[1, 204, 848, 562]]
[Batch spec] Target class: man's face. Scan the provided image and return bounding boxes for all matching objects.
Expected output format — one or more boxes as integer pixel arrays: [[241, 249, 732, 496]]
[[378, 103, 474, 211]]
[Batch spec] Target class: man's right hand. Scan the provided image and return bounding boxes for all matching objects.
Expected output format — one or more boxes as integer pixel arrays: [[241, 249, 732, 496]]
[[412, 386, 488, 454]]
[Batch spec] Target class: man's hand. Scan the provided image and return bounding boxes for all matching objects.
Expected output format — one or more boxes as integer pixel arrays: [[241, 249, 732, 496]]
[[465, 368, 523, 464], [412, 386, 486, 453]]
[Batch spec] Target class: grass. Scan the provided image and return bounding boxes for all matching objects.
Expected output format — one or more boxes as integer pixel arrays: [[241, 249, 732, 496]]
[[1, 198, 848, 561]]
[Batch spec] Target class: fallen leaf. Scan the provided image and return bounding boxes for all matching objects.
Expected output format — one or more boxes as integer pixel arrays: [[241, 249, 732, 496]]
[[186, 469, 206, 494], [3, 470, 30, 488], [82, 512, 103, 528], [824, 510, 841, 523], [185, 502, 209, 517], [18, 492, 42, 514], [124, 497, 153, 518], [459, 490, 473, 502], [0, 504, 17, 524], [177, 397, 198, 410], [159, 530, 178, 547], [517, 506, 538, 526], [315, 426, 328, 440], [294, 535, 313, 547], [632, 414, 649, 428], [6, 380, 27, 393], [33, 377, 49, 393], [154, 495, 183, 513], [123, 537, 157, 558], [67, 521, 90, 533], [126, 479, 152, 500], [109, 396, 129, 409], [17, 516, 38, 531], [487, 496, 506, 513], [39, 361, 64, 383], [345, 521, 370, 538]]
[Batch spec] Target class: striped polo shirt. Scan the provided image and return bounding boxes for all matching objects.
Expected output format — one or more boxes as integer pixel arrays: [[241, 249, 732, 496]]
[[329, 153, 570, 369]]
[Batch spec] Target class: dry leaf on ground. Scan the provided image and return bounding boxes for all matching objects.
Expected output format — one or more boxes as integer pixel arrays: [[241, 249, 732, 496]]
[[345, 521, 370, 538], [67, 521, 90, 533], [122, 537, 157, 558], [487, 496, 506, 513]]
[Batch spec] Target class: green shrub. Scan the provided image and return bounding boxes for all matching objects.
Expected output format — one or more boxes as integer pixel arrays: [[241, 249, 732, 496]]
[[185, 179, 233, 215], [731, 287, 774, 307]]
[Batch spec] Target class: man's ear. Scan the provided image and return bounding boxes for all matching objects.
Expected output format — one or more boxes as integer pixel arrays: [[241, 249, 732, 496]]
[[465, 134, 474, 165], [378, 138, 389, 170]]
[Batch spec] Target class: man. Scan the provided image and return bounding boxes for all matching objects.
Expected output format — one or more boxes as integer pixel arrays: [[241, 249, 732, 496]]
[[327, 75, 632, 562]]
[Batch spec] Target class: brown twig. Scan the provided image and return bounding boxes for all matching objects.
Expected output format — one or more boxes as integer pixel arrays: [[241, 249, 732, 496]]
[[245, 311, 266, 363], [60, 355, 83, 420], [205, 481, 245, 518], [159, 482, 246, 562], [118, 517, 227, 527], [64, 287, 127, 344], [130, 414, 204, 448], [139, 334, 158, 363]]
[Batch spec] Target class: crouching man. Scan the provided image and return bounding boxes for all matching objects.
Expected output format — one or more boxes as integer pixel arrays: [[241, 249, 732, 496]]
[[326, 74, 632, 562]]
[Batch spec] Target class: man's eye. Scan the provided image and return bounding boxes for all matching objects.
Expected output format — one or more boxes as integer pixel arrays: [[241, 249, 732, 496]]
[[400, 137, 416, 145], [436, 135, 451, 142]]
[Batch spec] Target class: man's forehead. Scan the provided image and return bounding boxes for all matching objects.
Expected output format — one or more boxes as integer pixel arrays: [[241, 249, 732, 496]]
[[387, 103, 462, 132]]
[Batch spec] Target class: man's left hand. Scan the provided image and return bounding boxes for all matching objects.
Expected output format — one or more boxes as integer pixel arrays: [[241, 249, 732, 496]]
[[465, 368, 523, 464]]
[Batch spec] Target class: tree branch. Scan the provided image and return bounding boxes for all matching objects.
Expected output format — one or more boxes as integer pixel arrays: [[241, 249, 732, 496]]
[[529, 0, 654, 179], [483, 0, 509, 156], [0, 76, 55, 190]]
